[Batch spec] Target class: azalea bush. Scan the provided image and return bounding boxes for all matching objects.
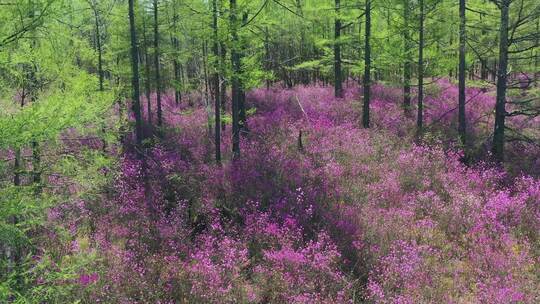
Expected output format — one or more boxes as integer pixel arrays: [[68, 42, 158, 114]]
[[3, 80, 539, 303]]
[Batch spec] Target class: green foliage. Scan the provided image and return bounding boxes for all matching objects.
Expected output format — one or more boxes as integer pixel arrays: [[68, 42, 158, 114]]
[[0, 73, 112, 149]]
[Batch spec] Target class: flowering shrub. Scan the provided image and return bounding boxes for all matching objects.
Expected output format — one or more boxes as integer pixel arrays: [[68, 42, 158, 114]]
[[11, 80, 538, 303]]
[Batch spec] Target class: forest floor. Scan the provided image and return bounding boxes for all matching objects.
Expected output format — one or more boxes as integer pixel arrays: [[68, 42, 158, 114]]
[[44, 81, 540, 303]]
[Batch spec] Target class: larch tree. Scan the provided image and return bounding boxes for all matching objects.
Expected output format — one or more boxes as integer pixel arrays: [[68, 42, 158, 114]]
[[153, 0, 163, 127], [230, 0, 241, 158], [362, 0, 371, 128], [128, 0, 144, 146], [212, 0, 221, 163], [458, 0, 467, 147], [335, 0, 343, 98]]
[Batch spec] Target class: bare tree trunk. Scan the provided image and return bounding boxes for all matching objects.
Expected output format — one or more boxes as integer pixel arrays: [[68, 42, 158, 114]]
[[230, 0, 240, 158], [362, 0, 371, 128], [403, 0, 412, 111], [88, 0, 104, 91], [142, 14, 152, 125], [212, 0, 221, 164], [492, 0, 510, 162], [128, 0, 144, 146], [172, 0, 181, 105], [239, 12, 248, 129], [203, 41, 212, 135], [417, 0, 425, 131], [220, 42, 227, 132], [458, 0, 467, 147], [334, 0, 343, 98], [153, 0, 163, 126]]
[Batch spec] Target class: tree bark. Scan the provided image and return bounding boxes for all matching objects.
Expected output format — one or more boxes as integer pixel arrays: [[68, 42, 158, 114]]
[[417, 0, 425, 131], [403, 0, 412, 111], [334, 0, 343, 98], [153, 0, 163, 126], [142, 14, 152, 125], [458, 0, 467, 146], [90, 1, 104, 91], [230, 0, 240, 158], [220, 41, 227, 131], [128, 0, 144, 146], [172, 0, 181, 105], [492, 0, 510, 162], [362, 0, 371, 128], [212, 0, 221, 163]]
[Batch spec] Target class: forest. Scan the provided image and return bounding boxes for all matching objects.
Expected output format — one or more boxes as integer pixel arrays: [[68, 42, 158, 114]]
[[0, 0, 539, 303]]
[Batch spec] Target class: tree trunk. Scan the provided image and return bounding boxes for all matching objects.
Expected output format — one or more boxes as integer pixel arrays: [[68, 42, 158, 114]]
[[403, 0, 412, 111], [458, 0, 467, 146], [230, 0, 240, 159], [142, 14, 152, 125], [203, 41, 212, 135], [334, 0, 343, 98], [417, 0, 425, 131], [153, 0, 163, 126], [14, 90, 25, 187], [91, 1, 104, 91], [128, 0, 144, 146], [220, 42, 227, 131], [239, 12, 248, 129], [264, 26, 271, 90], [492, 0, 510, 162], [362, 0, 371, 128], [172, 0, 181, 105], [535, 19, 539, 85], [212, 0, 221, 164]]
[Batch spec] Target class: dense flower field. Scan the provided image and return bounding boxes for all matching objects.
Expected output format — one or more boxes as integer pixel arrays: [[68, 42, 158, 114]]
[[28, 81, 540, 303]]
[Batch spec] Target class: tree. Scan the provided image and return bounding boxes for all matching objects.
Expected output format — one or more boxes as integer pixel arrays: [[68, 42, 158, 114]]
[[403, 0, 412, 111], [142, 11, 153, 125], [153, 0, 163, 127], [417, 0, 425, 131], [87, 0, 104, 91], [458, 0, 467, 146], [488, 0, 540, 162], [172, 0, 182, 105], [491, 0, 510, 162], [335, 0, 343, 98], [128, 0, 144, 146], [230, 0, 240, 158], [212, 0, 221, 164], [362, 0, 371, 128]]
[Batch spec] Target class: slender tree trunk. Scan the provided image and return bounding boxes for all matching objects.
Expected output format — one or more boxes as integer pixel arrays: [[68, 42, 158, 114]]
[[212, 0, 221, 163], [172, 0, 181, 105], [153, 0, 163, 126], [14, 90, 25, 187], [296, 0, 308, 84], [142, 15, 152, 125], [535, 19, 539, 85], [362, 0, 371, 128], [334, 0, 343, 98], [492, 0, 510, 162], [458, 0, 467, 146], [203, 41, 212, 135], [238, 12, 248, 129], [480, 12, 488, 80], [90, 2, 104, 91], [417, 0, 425, 131], [30, 139, 40, 189], [230, 0, 240, 158], [220, 42, 227, 131], [128, 0, 144, 146], [264, 26, 271, 90], [92, 3, 108, 152], [27, 4, 41, 192], [403, 0, 412, 111]]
